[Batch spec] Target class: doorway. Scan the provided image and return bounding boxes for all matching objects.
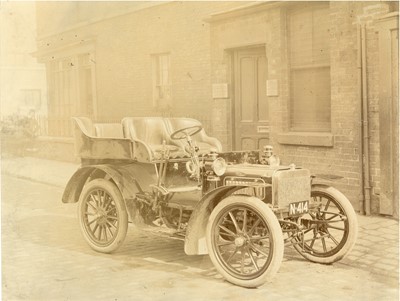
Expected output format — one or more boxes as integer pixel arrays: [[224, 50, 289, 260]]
[[233, 47, 268, 150], [377, 16, 399, 217]]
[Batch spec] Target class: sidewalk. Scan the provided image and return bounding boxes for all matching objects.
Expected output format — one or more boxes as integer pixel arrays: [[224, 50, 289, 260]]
[[1, 155, 79, 188], [1, 155, 399, 286]]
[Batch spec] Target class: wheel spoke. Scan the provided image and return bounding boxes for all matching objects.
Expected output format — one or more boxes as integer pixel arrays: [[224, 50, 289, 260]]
[[303, 226, 317, 235], [308, 211, 317, 219], [106, 207, 116, 214], [92, 223, 99, 235], [322, 200, 335, 219], [106, 220, 117, 229], [106, 216, 119, 221], [248, 249, 260, 271], [105, 223, 114, 238], [327, 232, 339, 246], [87, 217, 98, 226], [321, 237, 327, 252], [97, 225, 102, 240], [96, 190, 102, 206], [309, 231, 318, 249], [248, 218, 261, 235], [103, 225, 108, 241], [102, 195, 110, 210], [249, 242, 269, 257], [242, 209, 247, 232], [218, 224, 236, 237], [322, 212, 343, 220], [218, 232, 236, 238], [326, 225, 345, 231], [105, 196, 114, 211], [228, 212, 241, 233], [226, 247, 239, 263], [217, 240, 236, 247], [88, 196, 97, 210]]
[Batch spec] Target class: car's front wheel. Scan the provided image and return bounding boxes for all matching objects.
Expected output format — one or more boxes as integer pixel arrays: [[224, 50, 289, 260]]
[[206, 196, 284, 288], [292, 185, 358, 263], [78, 179, 128, 253]]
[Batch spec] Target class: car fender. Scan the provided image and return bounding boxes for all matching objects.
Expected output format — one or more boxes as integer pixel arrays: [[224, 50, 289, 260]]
[[62, 166, 95, 204], [184, 185, 247, 255], [62, 163, 157, 204], [311, 173, 344, 184]]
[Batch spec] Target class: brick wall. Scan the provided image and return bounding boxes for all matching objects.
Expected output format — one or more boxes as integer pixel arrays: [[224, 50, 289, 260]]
[[208, 1, 396, 211], [36, 2, 244, 133], [35, 1, 397, 213]]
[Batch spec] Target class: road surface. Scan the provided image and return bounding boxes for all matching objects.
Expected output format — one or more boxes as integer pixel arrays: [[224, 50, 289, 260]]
[[2, 175, 398, 300]]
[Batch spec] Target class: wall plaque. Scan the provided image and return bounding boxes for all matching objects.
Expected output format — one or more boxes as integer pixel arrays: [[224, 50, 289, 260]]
[[266, 79, 278, 96], [212, 83, 228, 99], [257, 126, 270, 133]]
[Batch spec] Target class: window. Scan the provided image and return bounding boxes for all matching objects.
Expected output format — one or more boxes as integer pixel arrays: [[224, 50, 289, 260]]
[[288, 3, 331, 132], [152, 53, 171, 108], [47, 52, 95, 136]]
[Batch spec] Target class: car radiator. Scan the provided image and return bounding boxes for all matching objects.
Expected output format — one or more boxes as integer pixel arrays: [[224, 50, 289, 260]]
[[272, 169, 311, 209]]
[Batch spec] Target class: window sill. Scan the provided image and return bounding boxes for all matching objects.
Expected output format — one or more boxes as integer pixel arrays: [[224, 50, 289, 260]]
[[277, 132, 333, 147]]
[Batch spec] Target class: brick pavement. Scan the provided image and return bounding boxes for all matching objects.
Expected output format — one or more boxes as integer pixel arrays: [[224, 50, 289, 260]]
[[341, 215, 399, 285], [1, 156, 399, 300]]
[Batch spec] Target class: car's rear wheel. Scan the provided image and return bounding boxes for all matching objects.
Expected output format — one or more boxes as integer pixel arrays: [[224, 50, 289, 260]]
[[78, 179, 128, 253], [292, 185, 358, 263], [206, 196, 284, 288]]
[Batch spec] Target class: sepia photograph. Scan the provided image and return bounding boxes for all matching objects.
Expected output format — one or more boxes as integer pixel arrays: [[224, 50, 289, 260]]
[[1, 0, 398, 300]]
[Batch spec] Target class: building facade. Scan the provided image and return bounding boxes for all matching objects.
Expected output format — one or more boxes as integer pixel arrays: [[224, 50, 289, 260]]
[[1, 2, 47, 118], [34, 1, 399, 217]]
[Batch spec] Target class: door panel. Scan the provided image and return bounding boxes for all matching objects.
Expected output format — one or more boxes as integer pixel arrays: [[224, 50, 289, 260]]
[[234, 47, 268, 150], [257, 56, 268, 122], [378, 19, 399, 217], [241, 138, 256, 151], [240, 57, 255, 122]]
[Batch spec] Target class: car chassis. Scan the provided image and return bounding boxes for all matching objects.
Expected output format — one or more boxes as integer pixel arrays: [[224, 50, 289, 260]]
[[62, 117, 358, 288]]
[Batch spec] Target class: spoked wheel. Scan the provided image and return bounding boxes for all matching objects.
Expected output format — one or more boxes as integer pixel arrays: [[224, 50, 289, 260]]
[[206, 196, 284, 288], [78, 179, 128, 253], [293, 185, 358, 263]]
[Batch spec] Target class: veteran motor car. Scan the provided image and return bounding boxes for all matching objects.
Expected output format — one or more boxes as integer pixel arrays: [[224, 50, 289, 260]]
[[62, 117, 358, 288]]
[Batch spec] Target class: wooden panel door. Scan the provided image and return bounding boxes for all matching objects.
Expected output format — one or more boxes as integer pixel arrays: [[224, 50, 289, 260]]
[[378, 17, 399, 218], [233, 47, 268, 150]]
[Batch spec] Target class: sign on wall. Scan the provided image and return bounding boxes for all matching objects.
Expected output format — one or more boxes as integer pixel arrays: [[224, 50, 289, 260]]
[[266, 79, 278, 96], [212, 83, 228, 99]]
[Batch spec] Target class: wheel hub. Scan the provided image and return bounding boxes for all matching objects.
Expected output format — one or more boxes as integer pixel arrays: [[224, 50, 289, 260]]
[[96, 208, 107, 225], [234, 236, 246, 247]]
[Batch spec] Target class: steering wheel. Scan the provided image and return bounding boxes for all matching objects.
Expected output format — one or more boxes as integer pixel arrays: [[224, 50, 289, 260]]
[[170, 125, 202, 140]]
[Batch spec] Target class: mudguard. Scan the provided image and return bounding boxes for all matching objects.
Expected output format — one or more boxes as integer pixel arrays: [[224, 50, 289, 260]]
[[312, 173, 344, 182], [184, 185, 248, 255], [62, 163, 157, 204]]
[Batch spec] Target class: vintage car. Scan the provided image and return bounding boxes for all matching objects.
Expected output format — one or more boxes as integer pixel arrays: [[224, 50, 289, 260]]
[[62, 116, 358, 288]]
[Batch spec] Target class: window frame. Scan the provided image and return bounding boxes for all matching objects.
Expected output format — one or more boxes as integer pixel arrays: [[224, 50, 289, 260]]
[[287, 3, 332, 133], [46, 51, 96, 136]]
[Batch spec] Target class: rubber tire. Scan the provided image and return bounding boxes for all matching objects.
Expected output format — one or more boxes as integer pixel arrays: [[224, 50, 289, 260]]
[[78, 179, 128, 253], [206, 196, 284, 288], [294, 185, 358, 264]]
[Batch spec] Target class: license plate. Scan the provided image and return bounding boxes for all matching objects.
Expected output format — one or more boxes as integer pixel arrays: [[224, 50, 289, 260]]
[[288, 201, 309, 216]]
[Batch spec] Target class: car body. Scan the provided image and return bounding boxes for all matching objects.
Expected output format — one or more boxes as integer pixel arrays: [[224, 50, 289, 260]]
[[62, 116, 358, 288]]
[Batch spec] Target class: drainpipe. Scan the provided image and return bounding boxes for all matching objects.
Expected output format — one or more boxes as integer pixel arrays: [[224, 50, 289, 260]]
[[361, 24, 372, 215], [357, 25, 366, 215]]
